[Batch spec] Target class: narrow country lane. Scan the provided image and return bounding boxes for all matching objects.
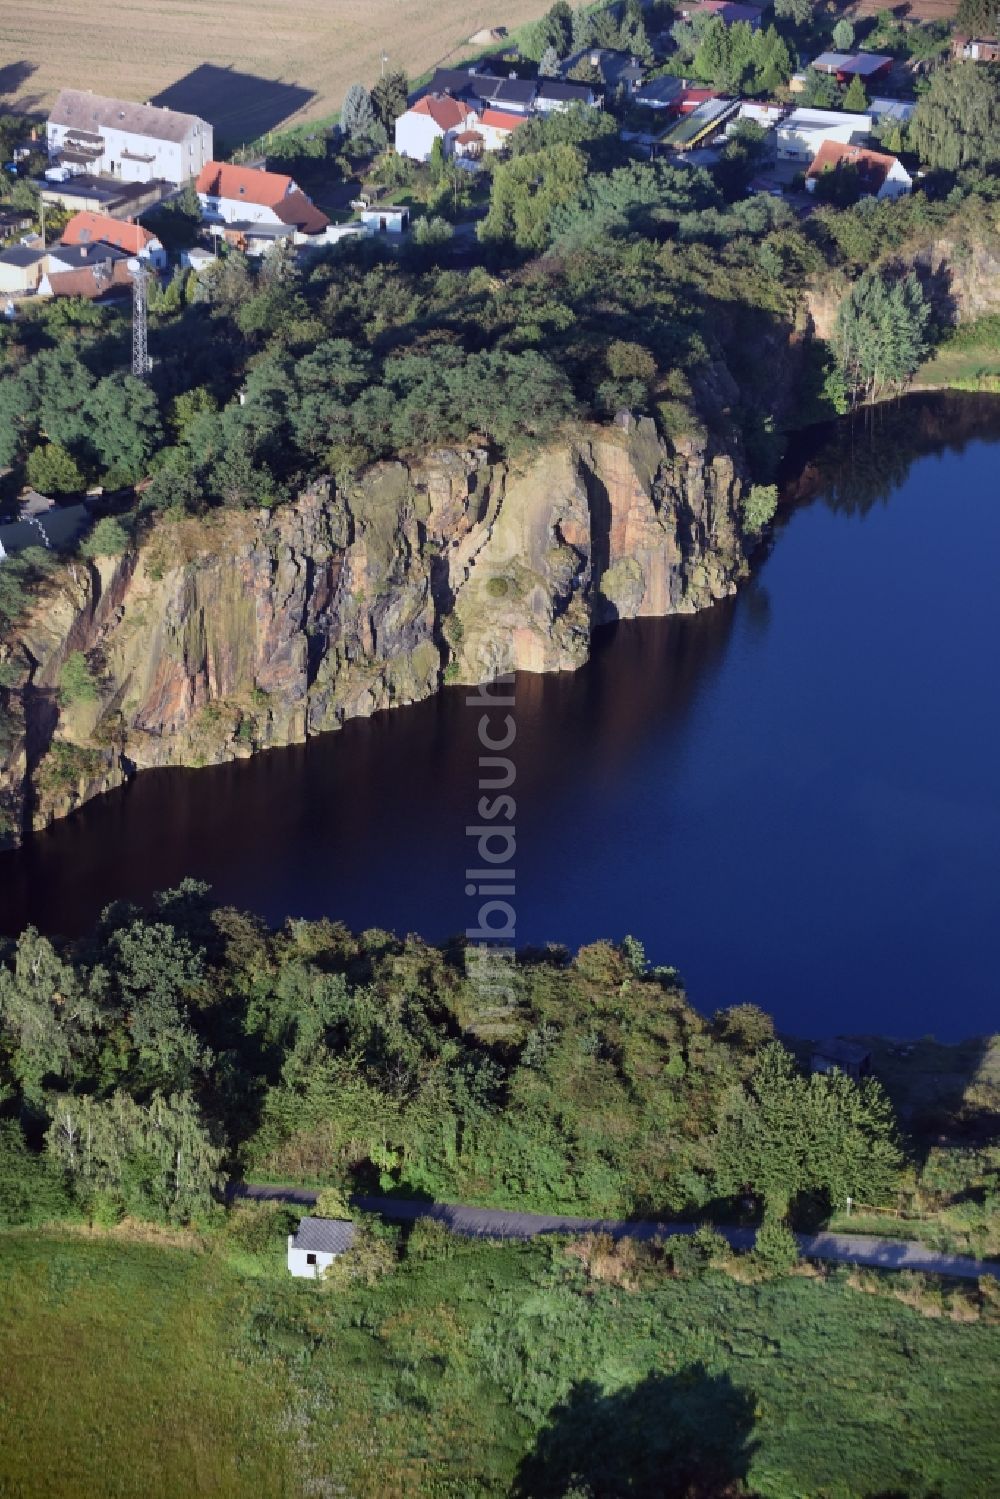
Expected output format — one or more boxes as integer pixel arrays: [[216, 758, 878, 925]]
[[233, 1184, 1000, 1282]]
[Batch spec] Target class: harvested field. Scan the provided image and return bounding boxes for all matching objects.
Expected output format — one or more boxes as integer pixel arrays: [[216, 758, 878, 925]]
[[0, 1, 550, 145], [850, 0, 958, 19]]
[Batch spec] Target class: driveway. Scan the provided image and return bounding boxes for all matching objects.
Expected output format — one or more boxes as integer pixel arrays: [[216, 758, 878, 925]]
[[234, 1184, 1000, 1281]]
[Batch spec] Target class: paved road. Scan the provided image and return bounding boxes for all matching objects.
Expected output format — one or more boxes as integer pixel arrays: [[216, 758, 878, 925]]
[[234, 1184, 1000, 1282]]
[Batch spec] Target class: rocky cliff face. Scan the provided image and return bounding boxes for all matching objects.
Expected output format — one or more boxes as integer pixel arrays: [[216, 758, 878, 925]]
[[0, 419, 749, 847]]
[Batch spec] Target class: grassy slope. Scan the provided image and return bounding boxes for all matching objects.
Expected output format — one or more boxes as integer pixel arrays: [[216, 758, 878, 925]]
[[917, 315, 1000, 392], [1, 1232, 998, 1498]]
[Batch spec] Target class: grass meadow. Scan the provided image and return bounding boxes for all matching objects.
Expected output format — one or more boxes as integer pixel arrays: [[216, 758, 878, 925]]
[[1, 1224, 998, 1497]]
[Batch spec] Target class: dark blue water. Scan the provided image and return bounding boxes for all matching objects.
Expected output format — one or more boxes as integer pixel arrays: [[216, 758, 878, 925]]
[[2, 395, 999, 1038]]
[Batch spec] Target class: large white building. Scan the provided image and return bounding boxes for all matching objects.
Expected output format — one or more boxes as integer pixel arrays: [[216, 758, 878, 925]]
[[47, 90, 213, 185], [776, 108, 872, 162]]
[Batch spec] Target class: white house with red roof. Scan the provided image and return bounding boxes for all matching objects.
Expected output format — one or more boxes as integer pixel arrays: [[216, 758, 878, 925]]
[[195, 162, 330, 243], [477, 109, 530, 152], [394, 94, 479, 161], [806, 141, 912, 200], [59, 211, 167, 268]]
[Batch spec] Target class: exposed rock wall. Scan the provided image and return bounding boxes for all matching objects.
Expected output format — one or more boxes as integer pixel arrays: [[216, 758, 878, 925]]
[[0, 420, 749, 847]]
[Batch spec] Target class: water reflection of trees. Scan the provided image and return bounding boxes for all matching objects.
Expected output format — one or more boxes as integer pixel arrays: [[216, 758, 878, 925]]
[[781, 393, 1000, 516]]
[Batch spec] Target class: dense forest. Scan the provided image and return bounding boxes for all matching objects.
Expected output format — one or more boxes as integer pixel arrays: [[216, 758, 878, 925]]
[[0, 878, 953, 1237]]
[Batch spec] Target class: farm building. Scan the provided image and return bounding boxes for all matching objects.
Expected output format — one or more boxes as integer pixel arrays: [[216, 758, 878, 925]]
[[776, 108, 872, 161], [359, 204, 410, 234], [0, 246, 47, 295], [951, 34, 1000, 61], [59, 211, 166, 267], [287, 1217, 355, 1278], [37, 174, 168, 219], [806, 141, 912, 200], [195, 162, 329, 240], [809, 52, 894, 85], [47, 90, 213, 185]]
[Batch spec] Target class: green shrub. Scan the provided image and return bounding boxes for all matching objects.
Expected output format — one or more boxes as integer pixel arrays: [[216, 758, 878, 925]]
[[80, 516, 130, 558], [26, 442, 85, 496], [58, 651, 99, 707], [752, 1217, 800, 1276], [407, 1215, 456, 1261], [742, 483, 778, 535]]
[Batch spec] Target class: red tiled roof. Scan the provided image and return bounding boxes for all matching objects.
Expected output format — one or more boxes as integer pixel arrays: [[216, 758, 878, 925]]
[[806, 140, 898, 191], [272, 187, 330, 235], [480, 108, 528, 131], [195, 161, 295, 208], [453, 130, 484, 145], [60, 211, 156, 255], [410, 94, 473, 131], [45, 260, 133, 300]]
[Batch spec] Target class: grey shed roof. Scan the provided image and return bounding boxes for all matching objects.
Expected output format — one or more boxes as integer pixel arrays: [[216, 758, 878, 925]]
[[291, 1216, 356, 1254], [49, 89, 207, 143]]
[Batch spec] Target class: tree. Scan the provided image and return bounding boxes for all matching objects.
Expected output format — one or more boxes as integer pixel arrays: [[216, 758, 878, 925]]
[[110, 920, 210, 1089], [371, 69, 409, 131], [774, 0, 813, 25], [479, 144, 589, 251], [534, 0, 574, 58], [45, 1090, 223, 1222], [834, 270, 930, 404], [0, 927, 100, 1103], [842, 73, 869, 112], [25, 441, 84, 495], [832, 18, 855, 50], [79, 516, 130, 559], [539, 45, 561, 77], [341, 82, 376, 140], [0, 1121, 72, 1227], [742, 483, 778, 534], [85, 375, 162, 484], [713, 1042, 903, 1218], [909, 61, 1000, 171], [955, 0, 999, 35]]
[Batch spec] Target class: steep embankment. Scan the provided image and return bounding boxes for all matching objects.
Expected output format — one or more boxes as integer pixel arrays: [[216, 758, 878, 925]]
[[0, 420, 749, 847]]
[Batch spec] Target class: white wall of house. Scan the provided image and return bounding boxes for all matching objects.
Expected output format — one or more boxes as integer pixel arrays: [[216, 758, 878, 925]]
[[198, 194, 284, 227], [287, 1238, 337, 1278], [395, 111, 446, 162], [47, 119, 213, 185], [876, 160, 912, 199]]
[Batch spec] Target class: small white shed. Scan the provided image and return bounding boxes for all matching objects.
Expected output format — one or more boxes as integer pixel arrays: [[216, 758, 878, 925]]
[[287, 1215, 355, 1278]]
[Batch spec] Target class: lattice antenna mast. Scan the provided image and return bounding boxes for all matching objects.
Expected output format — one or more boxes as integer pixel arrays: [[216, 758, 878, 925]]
[[128, 258, 150, 378]]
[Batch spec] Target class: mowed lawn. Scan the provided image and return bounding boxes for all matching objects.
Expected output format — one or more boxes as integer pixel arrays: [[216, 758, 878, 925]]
[[0, 0, 551, 143], [2, 1230, 1000, 1497]]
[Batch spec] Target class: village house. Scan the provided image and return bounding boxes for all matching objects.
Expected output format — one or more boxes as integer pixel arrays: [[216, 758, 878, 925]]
[[287, 1216, 356, 1278], [776, 108, 873, 161], [195, 161, 330, 245], [806, 140, 912, 199], [59, 210, 167, 267], [809, 51, 894, 86], [477, 108, 530, 151], [394, 94, 477, 161], [359, 203, 411, 234], [951, 33, 1000, 61], [0, 245, 47, 295], [534, 78, 603, 112], [47, 90, 213, 185], [37, 258, 134, 301]]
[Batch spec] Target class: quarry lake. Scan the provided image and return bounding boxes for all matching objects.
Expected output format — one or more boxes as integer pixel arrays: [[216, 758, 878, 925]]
[[2, 394, 999, 1039]]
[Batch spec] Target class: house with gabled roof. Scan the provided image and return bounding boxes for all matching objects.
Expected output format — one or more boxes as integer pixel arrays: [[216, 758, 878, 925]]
[[195, 162, 330, 242], [59, 210, 166, 267], [806, 140, 912, 200], [47, 89, 213, 185], [287, 1216, 356, 1278], [394, 94, 478, 161]]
